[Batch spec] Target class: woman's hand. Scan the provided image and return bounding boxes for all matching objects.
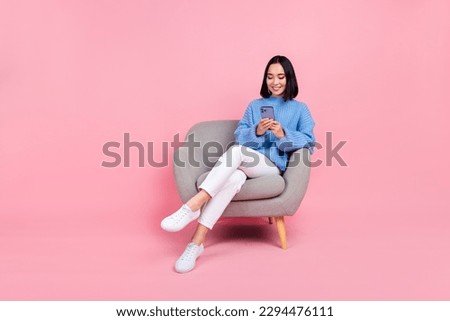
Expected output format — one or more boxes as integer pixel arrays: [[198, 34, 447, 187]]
[[270, 121, 285, 139], [256, 118, 275, 136]]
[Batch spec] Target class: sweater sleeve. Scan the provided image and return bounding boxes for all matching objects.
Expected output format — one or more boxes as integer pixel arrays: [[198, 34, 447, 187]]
[[234, 102, 265, 147], [276, 104, 316, 153]]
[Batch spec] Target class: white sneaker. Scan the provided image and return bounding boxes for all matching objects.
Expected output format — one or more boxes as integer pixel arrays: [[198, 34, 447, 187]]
[[160, 204, 200, 232], [175, 242, 204, 273]]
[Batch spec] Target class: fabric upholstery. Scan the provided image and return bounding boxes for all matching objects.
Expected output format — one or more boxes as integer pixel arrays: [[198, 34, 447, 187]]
[[196, 171, 285, 201], [173, 120, 311, 218]]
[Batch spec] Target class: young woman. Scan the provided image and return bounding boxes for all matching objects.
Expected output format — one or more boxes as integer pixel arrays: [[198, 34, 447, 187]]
[[161, 55, 315, 273]]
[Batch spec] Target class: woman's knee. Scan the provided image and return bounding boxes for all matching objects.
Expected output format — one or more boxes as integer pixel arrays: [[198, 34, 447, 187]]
[[227, 145, 256, 162], [227, 145, 244, 157], [218, 145, 243, 167]]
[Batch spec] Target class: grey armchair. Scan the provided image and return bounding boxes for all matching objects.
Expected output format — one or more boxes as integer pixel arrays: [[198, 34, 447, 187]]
[[173, 120, 311, 249]]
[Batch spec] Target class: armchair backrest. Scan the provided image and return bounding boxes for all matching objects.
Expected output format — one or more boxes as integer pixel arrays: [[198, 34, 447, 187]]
[[173, 120, 239, 202], [185, 120, 239, 170]]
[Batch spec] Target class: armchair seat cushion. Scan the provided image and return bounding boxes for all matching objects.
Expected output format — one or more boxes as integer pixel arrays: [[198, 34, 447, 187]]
[[196, 171, 285, 201]]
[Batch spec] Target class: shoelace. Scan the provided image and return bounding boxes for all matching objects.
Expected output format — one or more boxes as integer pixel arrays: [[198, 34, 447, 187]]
[[173, 206, 190, 223]]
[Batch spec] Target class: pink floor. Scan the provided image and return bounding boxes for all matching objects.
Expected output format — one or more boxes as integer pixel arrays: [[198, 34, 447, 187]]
[[2, 176, 449, 300]]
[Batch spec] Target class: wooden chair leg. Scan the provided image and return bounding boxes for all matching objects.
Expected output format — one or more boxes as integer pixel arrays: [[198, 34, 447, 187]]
[[274, 216, 287, 250], [268, 217, 273, 224]]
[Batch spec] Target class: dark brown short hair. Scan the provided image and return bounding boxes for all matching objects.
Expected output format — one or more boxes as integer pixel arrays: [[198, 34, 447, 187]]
[[260, 55, 299, 101]]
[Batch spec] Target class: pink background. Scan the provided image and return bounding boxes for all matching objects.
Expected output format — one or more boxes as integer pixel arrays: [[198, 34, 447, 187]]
[[1, 0, 450, 300]]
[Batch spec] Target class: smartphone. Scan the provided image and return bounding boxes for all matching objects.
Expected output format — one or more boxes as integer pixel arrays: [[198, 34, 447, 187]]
[[260, 106, 275, 120]]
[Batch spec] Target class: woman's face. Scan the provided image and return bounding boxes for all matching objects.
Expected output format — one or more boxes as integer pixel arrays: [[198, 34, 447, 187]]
[[266, 63, 286, 97]]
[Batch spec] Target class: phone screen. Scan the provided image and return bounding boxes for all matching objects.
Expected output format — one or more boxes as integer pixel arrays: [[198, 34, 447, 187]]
[[260, 106, 275, 120]]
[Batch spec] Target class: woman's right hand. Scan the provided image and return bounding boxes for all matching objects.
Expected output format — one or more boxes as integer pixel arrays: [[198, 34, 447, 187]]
[[256, 118, 275, 136]]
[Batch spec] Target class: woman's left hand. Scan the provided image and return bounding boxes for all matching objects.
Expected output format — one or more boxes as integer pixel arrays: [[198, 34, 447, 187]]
[[270, 121, 285, 139]]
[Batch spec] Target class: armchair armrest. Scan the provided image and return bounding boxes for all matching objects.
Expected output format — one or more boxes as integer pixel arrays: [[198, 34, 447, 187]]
[[279, 148, 311, 215], [173, 146, 205, 203]]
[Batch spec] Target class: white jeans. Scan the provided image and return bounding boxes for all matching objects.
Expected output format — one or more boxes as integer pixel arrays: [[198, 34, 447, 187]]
[[197, 145, 281, 229]]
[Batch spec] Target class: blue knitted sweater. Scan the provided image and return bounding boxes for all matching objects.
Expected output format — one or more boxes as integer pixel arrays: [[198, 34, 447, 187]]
[[234, 96, 315, 172]]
